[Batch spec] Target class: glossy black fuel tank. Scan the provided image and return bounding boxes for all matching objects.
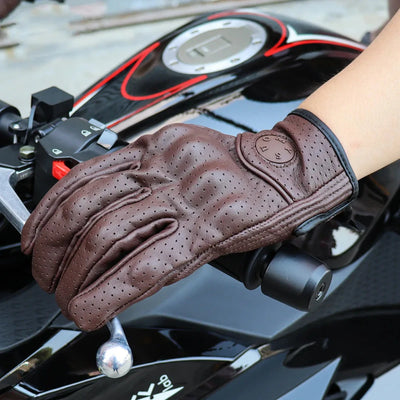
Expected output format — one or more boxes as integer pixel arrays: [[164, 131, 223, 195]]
[[72, 9, 364, 137]]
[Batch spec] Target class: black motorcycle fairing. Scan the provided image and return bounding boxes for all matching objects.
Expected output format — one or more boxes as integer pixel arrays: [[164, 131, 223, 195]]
[[5, 326, 249, 399], [208, 354, 341, 400], [6, 339, 342, 400], [4, 201, 398, 400]]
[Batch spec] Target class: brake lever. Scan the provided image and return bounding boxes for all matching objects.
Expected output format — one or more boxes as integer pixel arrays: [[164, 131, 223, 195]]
[[0, 166, 32, 233], [0, 165, 133, 378], [96, 317, 134, 378]]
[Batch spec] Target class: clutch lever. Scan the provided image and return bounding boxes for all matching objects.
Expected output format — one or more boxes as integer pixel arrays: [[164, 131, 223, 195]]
[[96, 317, 133, 378], [0, 165, 133, 378], [0, 166, 32, 233]]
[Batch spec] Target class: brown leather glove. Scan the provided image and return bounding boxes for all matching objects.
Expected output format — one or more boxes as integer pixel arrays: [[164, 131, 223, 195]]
[[21, 109, 358, 331]]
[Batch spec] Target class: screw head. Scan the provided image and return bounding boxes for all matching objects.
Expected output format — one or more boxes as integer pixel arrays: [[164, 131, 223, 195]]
[[19, 145, 35, 160]]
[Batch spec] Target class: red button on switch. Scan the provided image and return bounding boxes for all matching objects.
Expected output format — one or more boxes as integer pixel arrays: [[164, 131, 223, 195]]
[[52, 160, 71, 180]]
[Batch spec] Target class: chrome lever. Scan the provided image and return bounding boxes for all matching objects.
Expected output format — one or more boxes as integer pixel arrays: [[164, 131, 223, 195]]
[[0, 169, 133, 378], [0, 166, 32, 233], [96, 317, 134, 378]]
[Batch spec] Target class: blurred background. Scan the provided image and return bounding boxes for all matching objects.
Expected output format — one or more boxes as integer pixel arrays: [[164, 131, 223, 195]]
[[1, 1, 398, 398]]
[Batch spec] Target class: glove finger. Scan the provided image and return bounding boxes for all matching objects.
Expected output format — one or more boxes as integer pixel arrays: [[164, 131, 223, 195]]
[[22, 122, 220, 253], [31, 170, 147, 292], [68, 210, 293, 331], [66, 231, 193, 331], [54, 196, 178, 313], [65, 182, 295, 332], [22, 144, 145, 254]]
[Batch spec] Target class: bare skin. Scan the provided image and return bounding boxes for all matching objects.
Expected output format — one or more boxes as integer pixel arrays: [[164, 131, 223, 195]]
[[301, 10, 400, 180]]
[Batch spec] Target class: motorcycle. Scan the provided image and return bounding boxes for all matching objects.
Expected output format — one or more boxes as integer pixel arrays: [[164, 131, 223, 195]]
[[0, 8, 397, 400]]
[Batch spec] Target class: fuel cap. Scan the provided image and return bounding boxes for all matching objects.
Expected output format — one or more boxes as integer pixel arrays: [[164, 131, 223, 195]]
[[162, 18, 267, 75]]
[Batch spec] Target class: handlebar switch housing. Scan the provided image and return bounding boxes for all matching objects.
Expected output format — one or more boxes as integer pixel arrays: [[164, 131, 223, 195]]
[[31, 87, 74, 123], [33, 117, 126, 203]]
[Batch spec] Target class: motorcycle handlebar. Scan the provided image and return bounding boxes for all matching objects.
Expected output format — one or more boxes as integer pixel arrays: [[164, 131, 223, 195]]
[[213, 244, 332, 312]]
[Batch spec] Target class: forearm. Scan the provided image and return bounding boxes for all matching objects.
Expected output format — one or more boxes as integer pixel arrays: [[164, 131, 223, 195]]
[[301, 10, 400, 180]]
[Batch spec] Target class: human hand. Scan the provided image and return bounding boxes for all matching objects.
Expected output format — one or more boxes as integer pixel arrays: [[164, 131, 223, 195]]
[[21, 109, 357, 331]]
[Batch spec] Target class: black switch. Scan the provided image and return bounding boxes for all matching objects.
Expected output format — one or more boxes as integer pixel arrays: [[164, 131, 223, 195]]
[[31, 86, 74, 122]]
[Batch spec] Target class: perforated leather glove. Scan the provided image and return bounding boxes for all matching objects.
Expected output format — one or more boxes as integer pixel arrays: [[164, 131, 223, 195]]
[[21, 109, 358, 331]]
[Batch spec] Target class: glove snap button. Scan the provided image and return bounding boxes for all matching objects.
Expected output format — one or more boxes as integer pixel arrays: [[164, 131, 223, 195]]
[[255, 134, 295, 164]]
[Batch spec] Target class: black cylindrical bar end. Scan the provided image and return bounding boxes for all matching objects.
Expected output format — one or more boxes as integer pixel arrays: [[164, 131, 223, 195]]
[[261, 244, 332, 311]]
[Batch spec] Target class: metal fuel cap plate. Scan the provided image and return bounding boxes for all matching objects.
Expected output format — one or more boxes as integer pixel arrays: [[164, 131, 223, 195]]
[[162, 18, 267, 75]]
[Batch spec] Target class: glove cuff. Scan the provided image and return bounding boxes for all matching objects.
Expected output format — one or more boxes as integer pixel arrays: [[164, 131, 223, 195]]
[[236, 109, 359, 236], [290, 108, 359, 234]]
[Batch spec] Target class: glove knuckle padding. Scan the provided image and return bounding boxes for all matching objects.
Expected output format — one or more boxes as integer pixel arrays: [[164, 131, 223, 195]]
[[22, 113, 358, 331], [31, 171, 146, 292], [56, 215, 179, 314], [21, 145, 143, 253]]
